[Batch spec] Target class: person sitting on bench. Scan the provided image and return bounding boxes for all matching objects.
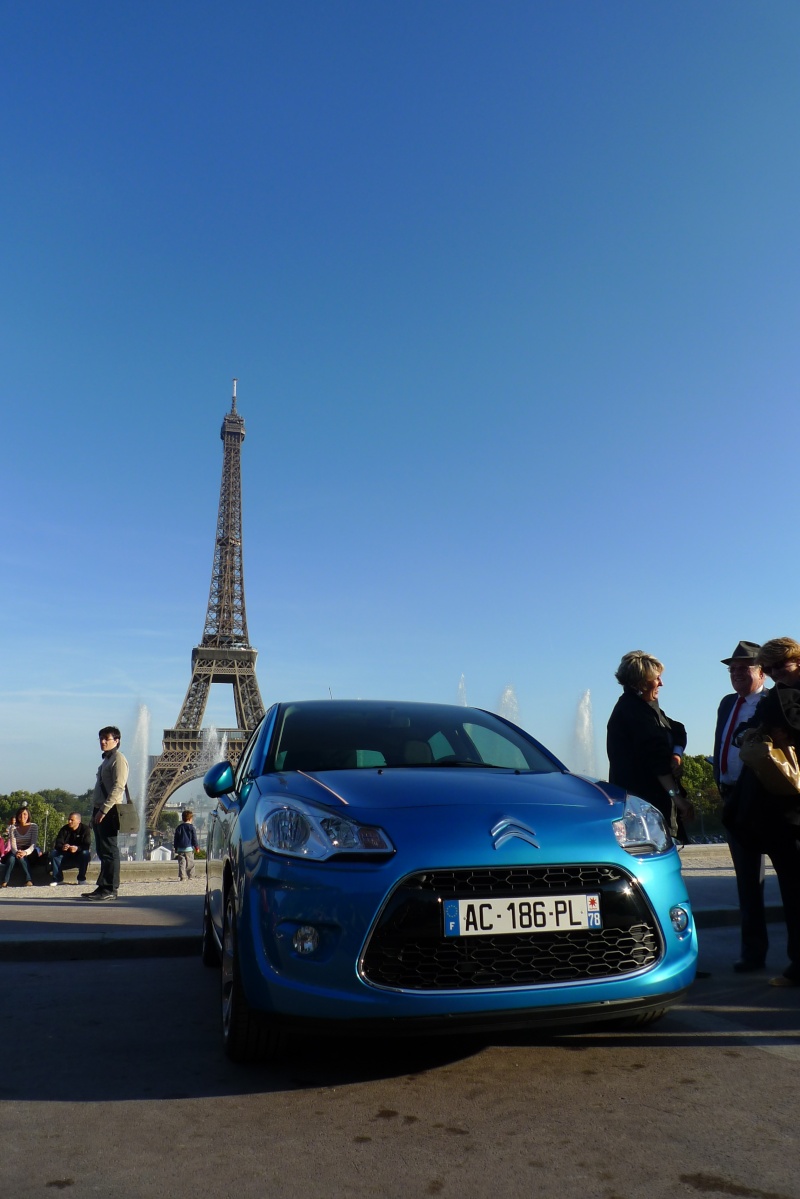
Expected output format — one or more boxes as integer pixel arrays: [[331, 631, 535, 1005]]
[[50, 812, 92, 886], [1, 807, 40, 887]]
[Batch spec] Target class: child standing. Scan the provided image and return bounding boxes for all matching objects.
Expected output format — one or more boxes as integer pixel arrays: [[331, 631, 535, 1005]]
[[173, 809, 199, 881]]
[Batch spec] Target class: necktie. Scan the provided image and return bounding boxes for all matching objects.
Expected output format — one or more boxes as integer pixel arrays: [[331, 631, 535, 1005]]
[[720, 696, 744, 775]]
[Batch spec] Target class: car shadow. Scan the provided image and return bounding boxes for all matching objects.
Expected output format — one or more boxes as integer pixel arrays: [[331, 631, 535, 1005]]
[[0, 956, 488, 1103], [3, 946, 800, 1104]]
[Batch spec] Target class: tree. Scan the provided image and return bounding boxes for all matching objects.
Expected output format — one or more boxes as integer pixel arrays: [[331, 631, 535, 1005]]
[[680, 754, 725, 838], [39, 789, 92, 821]]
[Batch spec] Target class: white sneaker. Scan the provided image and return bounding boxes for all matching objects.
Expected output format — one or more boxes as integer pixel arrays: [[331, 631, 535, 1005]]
[[50, 881, 60, 887]]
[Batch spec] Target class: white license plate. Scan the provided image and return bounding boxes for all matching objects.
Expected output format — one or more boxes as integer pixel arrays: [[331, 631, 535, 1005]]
[[443, 894, 602, 937]]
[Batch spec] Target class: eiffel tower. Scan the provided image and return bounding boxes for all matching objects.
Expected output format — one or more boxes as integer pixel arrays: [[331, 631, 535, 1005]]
[[145, 380, 266, 826]]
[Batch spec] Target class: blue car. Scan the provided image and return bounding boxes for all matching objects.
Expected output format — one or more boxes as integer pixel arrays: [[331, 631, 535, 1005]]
[[202, 699, 696, 1062]]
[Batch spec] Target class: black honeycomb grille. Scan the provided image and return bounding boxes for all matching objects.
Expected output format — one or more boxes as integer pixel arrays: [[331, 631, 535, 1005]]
[[361, 865, 661, 991]]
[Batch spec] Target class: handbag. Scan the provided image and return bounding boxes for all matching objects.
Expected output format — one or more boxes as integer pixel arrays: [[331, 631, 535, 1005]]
[[98, 774, 140, 834], [116, 785, 141, 835], [116, 786, 140, 834], [738, 726, 800, 797]]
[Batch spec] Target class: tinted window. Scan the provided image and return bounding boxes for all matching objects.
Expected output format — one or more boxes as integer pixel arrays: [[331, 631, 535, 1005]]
[[464, 723, 530, 770], [270, 701, 560, 774]]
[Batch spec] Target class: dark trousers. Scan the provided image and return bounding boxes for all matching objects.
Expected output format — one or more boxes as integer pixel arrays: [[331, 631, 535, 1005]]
[[51, 848, 91, 883], [765, 835, 800, 978], [728, 830, 769, 964], [93, 807, 120, 893], [1, 851, 33, 884]]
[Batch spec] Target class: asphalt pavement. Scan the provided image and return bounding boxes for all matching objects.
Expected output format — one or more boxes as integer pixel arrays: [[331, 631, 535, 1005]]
[[0, 845, 784, 962], [0, 847, 794, 1199], [4, 921, 800, 1199]]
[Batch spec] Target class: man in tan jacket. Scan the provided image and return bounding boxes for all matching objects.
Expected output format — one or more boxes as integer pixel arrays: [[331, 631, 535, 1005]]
[[81, 726, 128, 902]]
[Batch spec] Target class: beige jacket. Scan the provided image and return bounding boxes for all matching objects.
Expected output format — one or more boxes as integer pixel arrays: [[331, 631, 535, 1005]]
[[93, 748, 129, 816]]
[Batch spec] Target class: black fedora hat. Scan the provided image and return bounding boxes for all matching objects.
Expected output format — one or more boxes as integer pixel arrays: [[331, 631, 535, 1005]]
[[721, 640, 762, 665]]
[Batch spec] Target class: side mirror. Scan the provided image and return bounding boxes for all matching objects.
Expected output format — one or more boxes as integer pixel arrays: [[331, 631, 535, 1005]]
[[204, 761, 235, 798]]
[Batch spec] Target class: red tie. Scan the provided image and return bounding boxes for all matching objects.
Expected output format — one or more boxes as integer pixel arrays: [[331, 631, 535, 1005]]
[[720, 696, 744, 775]]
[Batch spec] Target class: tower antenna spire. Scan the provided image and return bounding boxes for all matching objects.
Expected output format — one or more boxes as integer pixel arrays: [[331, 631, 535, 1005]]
[[231, 377, 238, 412]]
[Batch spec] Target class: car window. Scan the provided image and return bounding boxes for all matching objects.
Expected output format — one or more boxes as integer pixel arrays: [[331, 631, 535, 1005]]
[[429, 731, 455, 760], [357, 749, 387, 767], [463, 723, 530, 770], [270, 701, 560, 774]]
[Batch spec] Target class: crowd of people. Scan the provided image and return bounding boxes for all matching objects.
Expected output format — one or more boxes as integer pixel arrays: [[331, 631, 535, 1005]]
[[607, 637, 800, 989], [0, 725, 200, 894]]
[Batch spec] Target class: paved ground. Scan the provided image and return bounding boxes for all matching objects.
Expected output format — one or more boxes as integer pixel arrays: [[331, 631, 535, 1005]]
[[1, 845, 796, 1198], [2, 921, 799, 1199], [0, 864, 206, 958]]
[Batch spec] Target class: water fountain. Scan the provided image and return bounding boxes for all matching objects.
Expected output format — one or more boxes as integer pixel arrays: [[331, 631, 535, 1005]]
[[571, 688, 597, 776], [129, 703, 152, 861], [457, 674, 468, 706], [202, 725, 229, 766], [497, 684, 520, 724]]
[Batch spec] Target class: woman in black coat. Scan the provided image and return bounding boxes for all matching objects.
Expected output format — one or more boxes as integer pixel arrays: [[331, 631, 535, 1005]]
[[607, 650, 693, 840]]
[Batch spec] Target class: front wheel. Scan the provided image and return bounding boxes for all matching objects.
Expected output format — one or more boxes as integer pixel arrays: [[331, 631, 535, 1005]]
[[221, 890, 283, 1064]]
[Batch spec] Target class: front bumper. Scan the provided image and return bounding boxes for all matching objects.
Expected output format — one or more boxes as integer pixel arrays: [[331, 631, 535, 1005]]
[[235, 848, 697, 1026], [242, 987, 691, 1038]]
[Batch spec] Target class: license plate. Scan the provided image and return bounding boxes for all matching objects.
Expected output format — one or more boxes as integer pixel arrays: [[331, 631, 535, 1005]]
[[443, 894, 602, 937]]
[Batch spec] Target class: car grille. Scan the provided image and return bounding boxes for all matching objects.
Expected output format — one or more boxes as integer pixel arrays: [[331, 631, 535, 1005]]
[[360, 865, 661, 991]]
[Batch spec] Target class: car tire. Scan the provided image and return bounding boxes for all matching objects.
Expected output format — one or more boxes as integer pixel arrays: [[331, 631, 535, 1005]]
[[201, 894, 221, 968], [221, 891, 281, 1064]]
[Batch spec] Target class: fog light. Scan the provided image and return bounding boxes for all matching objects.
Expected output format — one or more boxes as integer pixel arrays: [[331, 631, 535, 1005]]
[[670, 905, 689, 933], [293, 925, 320, 955]]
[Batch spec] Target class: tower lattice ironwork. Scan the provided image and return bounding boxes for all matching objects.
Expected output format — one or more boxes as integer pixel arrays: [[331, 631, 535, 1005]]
[[145, 380, 266, 825]]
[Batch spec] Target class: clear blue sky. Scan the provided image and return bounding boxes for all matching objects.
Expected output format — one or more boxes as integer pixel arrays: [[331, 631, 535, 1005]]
[[2, 2, 799, 794]]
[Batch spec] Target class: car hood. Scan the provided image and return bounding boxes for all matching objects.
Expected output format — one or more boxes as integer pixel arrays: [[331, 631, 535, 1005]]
[[264, 767, 626, 814]]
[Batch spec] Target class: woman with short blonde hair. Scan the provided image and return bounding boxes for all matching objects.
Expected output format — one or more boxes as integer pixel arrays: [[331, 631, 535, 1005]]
[[607, 651, 692, 840], [614, 651, 665, 692], [757, 638, 800, 680]]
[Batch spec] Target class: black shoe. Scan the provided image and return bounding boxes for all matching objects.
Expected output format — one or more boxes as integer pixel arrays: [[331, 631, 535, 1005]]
[[733, 959, 766, 973], [81, 889, 116, 902]]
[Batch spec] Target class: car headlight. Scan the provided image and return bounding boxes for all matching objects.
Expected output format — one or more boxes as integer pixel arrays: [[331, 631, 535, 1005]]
[[256, 797, 395, 860], [612, 795, 672, 856]]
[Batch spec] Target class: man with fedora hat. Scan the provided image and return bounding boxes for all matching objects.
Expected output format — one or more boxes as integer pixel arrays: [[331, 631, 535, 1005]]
[[714, 640, 769, 971]]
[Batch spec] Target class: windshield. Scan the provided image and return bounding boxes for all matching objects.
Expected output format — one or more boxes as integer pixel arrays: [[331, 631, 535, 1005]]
[[270, 701, 562, 774]]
